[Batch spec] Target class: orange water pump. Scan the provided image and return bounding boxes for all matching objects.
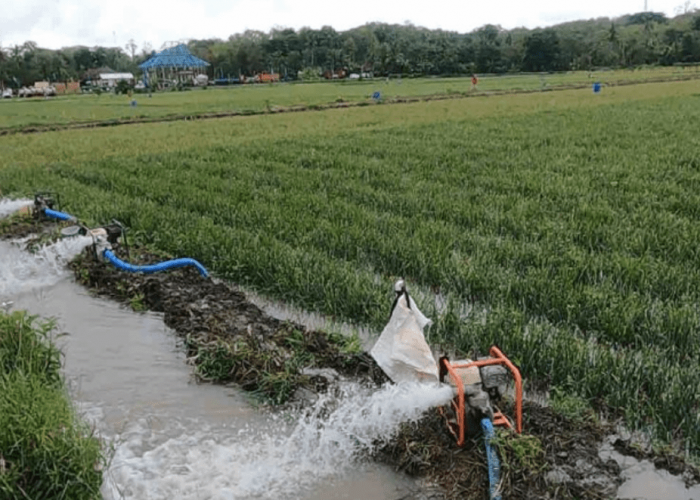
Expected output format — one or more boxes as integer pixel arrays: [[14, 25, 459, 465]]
[[439, 346, 523, 446]]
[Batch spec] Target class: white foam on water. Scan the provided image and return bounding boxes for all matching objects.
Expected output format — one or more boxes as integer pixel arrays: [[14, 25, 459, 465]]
[[0, 198, 33, 218], [0, 236, 93, 300], [101, 381, 455, 500]]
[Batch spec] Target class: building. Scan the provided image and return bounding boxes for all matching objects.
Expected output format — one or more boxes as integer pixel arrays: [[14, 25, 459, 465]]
[[96, 73, 135, 88], [139, 44, 209, 88]]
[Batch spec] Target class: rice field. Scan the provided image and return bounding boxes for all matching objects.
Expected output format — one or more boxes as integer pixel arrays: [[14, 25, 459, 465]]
[[0, 66, 697, 131], [1, 79, 700, 455]]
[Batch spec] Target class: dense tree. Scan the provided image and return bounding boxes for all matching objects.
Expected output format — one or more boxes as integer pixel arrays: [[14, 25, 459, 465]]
[[625, 12, 669, 26], [3, 10, 700, 88], [523, 29, 562, 71]]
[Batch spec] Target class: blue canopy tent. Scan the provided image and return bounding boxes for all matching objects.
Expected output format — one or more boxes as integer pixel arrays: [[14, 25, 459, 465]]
[[139, 44, 209, 88]]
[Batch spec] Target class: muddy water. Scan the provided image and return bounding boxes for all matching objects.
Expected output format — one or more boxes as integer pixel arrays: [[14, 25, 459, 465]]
[[1, 238, 423, 499], [599, 441, 700, 500]]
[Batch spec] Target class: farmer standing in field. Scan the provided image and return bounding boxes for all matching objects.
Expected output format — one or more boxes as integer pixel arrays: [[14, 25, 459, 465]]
[[471, 74, 478, 91]]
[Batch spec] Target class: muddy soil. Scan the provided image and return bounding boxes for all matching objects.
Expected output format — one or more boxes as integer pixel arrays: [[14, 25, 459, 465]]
[[0, 211, 67, 242], [376, 403, 627, 500], [70, 244, 388, 404], [4, 214, 700, 499]]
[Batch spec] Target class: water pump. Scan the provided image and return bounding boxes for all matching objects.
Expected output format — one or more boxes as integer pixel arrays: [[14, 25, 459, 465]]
[[33, 191, 60, 213], [28, 194, 209, 277], [370, 280, 523, 447], [439, 347, 522, 446], [85, 220, 129, 262], [33, 192, 77, 222]]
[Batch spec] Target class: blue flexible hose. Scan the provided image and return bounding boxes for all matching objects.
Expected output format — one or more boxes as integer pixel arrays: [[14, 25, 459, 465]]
[[44, 208, 75, 221], [103, 249, 209, 278], [481, 418, 502, 500]]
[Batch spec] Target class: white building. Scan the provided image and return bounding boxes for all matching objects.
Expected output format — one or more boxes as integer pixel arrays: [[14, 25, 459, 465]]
[[97, 73, 135, 87]]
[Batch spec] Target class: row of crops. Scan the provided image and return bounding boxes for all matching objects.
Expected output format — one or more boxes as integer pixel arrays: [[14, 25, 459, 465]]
[[0, 66, 697, 132], [1, 82, 699, 454]]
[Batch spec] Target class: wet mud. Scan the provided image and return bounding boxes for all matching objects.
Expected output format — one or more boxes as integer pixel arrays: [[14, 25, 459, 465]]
[[70, 245, 388, 404], [376, 403, 627, 500], [70, 244, 700, 499], [0, 211, 67, 243]]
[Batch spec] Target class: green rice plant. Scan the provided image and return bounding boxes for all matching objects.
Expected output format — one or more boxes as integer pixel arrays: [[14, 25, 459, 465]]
[[549, 387, 597, 423], [0, 312, 103, 499], [0, 67, 694, 132], [2, 79, 700, 455]]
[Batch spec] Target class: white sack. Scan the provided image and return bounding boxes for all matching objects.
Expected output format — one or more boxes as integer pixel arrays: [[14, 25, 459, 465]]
[[370, 292, 439, 384]]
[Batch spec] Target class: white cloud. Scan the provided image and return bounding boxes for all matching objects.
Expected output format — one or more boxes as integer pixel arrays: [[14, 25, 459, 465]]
[[0, 0, 685, 50]]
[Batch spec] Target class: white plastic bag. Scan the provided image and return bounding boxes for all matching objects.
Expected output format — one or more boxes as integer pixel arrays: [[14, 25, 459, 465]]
[[370, 286, 439, 384]]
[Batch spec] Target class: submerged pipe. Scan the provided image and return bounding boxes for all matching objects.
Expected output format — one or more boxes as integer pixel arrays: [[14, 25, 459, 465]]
[[44, 208, 76, 221], [103, 249, 209, 278], [481, 418, 502, 500]]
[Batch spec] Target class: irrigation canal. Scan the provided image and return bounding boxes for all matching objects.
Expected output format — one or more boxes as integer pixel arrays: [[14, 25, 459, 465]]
[[0, 237, 431, 499], [1, 221, 699, 499]]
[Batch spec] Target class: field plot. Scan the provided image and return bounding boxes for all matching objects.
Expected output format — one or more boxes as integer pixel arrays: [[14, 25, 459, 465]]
[[0, 66, 697, 132], [1, 79, 700, 456]]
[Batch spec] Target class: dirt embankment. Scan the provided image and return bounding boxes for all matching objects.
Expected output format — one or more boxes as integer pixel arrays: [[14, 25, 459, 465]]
[[0, 212, 62, 241], [70, 245, 388, 404], [3, 213, 700, 499]]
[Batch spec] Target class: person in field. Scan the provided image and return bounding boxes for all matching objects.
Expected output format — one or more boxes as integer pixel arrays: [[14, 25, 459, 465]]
[[471, 74, 478, 91]]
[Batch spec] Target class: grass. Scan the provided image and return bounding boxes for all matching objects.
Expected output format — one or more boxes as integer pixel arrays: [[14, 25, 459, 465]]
[[1, 78, 700, 456], [0, 311, 103, 499], [494, 430, 546, 475], [0, 66, 697, 131]]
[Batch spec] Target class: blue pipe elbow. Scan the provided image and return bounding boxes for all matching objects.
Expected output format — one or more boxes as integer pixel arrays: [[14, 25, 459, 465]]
[[481, 418, 502, 500], [103, 249, 209, 277], [44, 208, 75, 221]]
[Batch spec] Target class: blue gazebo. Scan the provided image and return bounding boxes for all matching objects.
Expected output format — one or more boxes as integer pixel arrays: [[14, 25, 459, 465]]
[[139, 44, 209, 88]]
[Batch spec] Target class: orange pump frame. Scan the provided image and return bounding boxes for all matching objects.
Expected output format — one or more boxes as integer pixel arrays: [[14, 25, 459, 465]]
[[439, 346, 523, 446]]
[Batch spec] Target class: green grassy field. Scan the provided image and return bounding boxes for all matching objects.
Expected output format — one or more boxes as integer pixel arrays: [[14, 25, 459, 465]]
[[0, 66, 696, 131], [1, 79, 700, 455]]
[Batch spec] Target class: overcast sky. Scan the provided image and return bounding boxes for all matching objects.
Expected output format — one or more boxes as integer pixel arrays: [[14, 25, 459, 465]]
[[1, 0, 692, 51]]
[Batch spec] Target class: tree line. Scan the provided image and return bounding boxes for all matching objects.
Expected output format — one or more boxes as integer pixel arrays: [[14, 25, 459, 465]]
[[2, 10, 700, 87]]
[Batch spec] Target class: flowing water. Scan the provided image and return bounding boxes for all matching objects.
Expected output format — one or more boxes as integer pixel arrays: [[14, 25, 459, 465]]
[[0, 235, 452, 499], [0, 198, 33, 218]]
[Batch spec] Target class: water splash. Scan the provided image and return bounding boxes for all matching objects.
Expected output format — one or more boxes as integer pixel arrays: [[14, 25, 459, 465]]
[[102, 381, 455, 499], [0, 198, 33, 218], [0, 236, 93, 300]]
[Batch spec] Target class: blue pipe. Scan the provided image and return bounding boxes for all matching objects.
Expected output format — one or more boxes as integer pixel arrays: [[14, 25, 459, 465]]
[[481, 418, 502, 500], [44, 208, 75, 221], [103, 249, 209, 278]]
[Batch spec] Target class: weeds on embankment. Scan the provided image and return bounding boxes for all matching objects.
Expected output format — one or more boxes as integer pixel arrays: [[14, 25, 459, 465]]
[[0, 311, 104, 499]]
